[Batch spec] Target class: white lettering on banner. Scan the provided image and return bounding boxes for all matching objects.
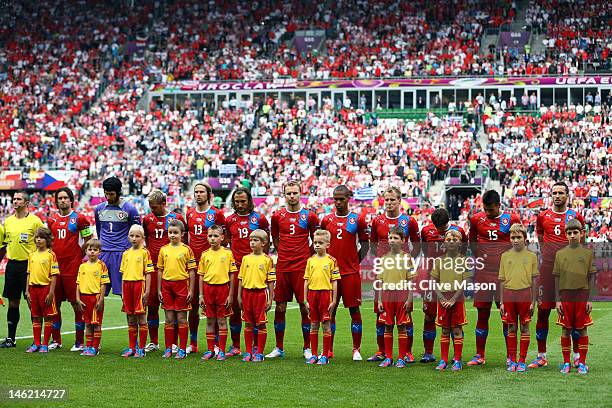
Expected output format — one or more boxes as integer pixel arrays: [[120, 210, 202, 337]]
[[556, 77, 598, 85]]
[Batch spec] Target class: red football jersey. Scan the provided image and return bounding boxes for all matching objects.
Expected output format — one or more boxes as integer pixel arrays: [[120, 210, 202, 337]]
[[271, 208, 319, 273], [469, 211, 522, 269], [226, 211, 269, 267], [142, 212, 187, 264], [536, 208, 585, 264], [48, 211, 92, 260], [186, 206, 226, 261], [370, 213, 420, 257], [321, 211, 369, 275], [420, 223, 468, 259]]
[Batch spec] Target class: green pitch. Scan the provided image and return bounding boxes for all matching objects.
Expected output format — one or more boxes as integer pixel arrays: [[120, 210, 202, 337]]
[[1, 289, 610, 407]]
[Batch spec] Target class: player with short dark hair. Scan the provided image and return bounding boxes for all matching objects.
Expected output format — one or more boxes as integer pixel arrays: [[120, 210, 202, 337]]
[[47, 186, 93, 352], [94, 177, 141, 296], [419, 207, 467, 363], [0, 191, 44, 348], [529, 181, 585, 369], [267, 181, 319, 359], [320, 186, 369, 361], [467, 190, 521, 366], [225, 187, 270, 357], [368, 187, 420, 363]]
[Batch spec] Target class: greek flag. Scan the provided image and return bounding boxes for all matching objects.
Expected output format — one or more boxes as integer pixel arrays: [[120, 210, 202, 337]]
[[354, 187, 376, 201]]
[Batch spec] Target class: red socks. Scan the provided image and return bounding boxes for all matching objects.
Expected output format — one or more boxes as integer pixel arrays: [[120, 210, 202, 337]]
[[178, 322, 188, 351], [217, 327, 227, 353], [33, 321, 42, 346], [273, 309, 286, 350], [310, 328, 319, 357], [322, 331, 331, 358], [578, 335, 589, 364], [398, 329, 407, 360], [244, 327, 254, 354], [164, 323, 175, 350], [561, 336, 571, 364], [86, 332, 94, 348], [257, 326, 267, 354], [423, 320, 436, 355], [536, 308, 550, 353], [440, 334, 451, 362], [519, 334, 530, 363], [93, 328, 102, 350], [384, 332, 393, 360], [139, 325, 148, 349], [43, 321, 52, 346], [507, 331, 517, 362], [349, 311, 362, 351], [128, 324, 138, 350], [453, 336, 463, 361]]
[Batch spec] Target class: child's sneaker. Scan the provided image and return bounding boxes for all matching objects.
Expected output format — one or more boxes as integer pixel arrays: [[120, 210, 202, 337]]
[[252, 353, 265, 362], [435, 360, 447, 370], [265, 347, 285, 358], [516, 362, 527, 373], [241, 353, 252, 362], [577, 363, 589, 374], [121, 348, 135, 358], [226, 346, 241, 357], [171, 344, 178, 354], [395, 359, 407, 368], [560, 362, 571, 374], [404, 353, 415, 363], [38, 345, 49, 353], [200, 351, 215, 361], [216, 351, 226, 361], [26, 344, 39, 353], [133, 348, 145, 358], [451, 361, 463, 371], [367, 352, 385, 362], [162, 348, 173, 358], [80, 348, 93, 357], [316, 356, 329, 365], [420, 353, 436, 363], [175, 349, 187, 359], [378, 357, 393, 368], [467, 354, 486, 366], [506, 358, 512, 367], [528, 356, 548, 368], [306, 356, 318, 365]]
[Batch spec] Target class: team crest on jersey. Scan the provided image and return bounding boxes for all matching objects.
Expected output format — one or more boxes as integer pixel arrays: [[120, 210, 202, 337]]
[[69, 218, 76, 225], [117, 211, 127, 220], [567, 215, 574, 220], [348, 217, 356, 224], [207, 214, 214, 222], [399, 219, 407, 227], [300, 213, 307, 221], [251, 216, 258, 224], [259, 264, 264, 271], [501, 218, 509, 226]]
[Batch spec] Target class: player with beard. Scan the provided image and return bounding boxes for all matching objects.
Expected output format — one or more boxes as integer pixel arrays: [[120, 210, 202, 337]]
[[185, 182, 226, 354], [529, 182, 585, 369], [47, 187, 93, 352]]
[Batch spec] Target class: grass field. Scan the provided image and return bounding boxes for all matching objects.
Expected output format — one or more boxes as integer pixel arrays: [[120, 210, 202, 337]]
[[1, 282, 611, 407]]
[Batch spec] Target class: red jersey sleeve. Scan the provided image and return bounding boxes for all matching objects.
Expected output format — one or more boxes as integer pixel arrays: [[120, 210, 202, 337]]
[[510, 213, 522, 226], [358, 213, 369, 242], [77, 213, 91, 232], [468, 214, 478, 243], [536, 212, 545, 237], [370, 217, 379, 243], [408, 216, 420, 243], [270, 212, 279, 242], [308, 211, 320, 238]]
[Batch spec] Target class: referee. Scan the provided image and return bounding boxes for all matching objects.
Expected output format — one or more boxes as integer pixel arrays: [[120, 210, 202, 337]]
[[0, 191, 43, 348]]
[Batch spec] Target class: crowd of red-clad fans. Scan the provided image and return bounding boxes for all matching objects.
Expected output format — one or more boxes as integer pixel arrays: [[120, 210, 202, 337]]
[[0, 0, 610, 242]]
